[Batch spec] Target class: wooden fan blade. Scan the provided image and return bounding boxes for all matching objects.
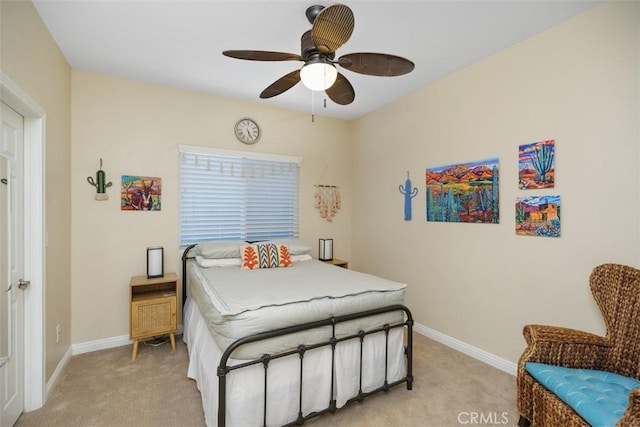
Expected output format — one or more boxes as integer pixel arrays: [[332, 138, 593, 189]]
[[338, 53, 415, 76], [326, 73, 355, 105], [311, 4, 354, 54], [223, 50, 302, 61], [260, 70, 301, 99]]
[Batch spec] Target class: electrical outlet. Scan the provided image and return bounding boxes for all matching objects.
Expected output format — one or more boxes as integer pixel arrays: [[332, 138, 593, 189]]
[[55, 324, 60, 343]]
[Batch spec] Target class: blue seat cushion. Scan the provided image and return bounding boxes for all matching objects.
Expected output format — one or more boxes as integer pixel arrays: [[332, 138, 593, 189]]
[[526, 362, 640, 427]]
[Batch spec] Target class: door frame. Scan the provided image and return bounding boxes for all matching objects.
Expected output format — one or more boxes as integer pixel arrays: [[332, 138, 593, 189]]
[[0, 72, 45, 411]]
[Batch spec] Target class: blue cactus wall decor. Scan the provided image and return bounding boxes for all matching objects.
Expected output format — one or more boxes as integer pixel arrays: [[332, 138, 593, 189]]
[[399, 171, 418, 221]]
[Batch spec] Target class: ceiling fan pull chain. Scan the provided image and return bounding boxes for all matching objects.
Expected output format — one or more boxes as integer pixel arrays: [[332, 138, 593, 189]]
[[311, 90, 315, 123]]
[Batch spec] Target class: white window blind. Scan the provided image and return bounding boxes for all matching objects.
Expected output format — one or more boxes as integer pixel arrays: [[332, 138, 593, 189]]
[[179, 145, 301, 246]]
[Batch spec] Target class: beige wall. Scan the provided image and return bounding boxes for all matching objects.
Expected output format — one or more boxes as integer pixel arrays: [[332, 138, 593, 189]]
[[70, 71, 352, 343], [0, 1, 72, 381], [351, 1, 640, 364], [3, 0, 638, 384]]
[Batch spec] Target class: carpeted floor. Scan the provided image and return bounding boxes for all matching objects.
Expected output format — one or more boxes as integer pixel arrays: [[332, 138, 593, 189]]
[[15, 333, 518, 427]]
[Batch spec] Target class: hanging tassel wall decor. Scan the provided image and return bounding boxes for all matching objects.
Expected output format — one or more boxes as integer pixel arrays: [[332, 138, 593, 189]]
[[314, 166, 341, 221], [314, 184, 341, 222]]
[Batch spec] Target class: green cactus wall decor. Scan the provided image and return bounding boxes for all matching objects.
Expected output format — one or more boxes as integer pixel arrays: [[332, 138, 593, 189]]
[[87, 158, 112, 201]]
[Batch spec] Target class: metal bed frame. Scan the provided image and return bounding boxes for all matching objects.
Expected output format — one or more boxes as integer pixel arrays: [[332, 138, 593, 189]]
[[182, 244, 414, 427]]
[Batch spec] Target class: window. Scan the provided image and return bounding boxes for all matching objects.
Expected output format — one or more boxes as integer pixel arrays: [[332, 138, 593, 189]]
[[179, 145, 301, 246]]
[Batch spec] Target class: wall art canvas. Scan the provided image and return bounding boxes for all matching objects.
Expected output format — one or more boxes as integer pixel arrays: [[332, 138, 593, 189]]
[[425, 157, 499, 224], [519, 139, 555, 189], [515, 195, 561, 237], [121, 175, 162, 211]]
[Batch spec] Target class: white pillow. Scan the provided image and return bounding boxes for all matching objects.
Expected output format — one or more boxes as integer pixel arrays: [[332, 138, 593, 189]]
[[196, 239, 246, 259], [264, 239, 312, 255], [196, 255, 241, 268], [291, 254, 312, 262]]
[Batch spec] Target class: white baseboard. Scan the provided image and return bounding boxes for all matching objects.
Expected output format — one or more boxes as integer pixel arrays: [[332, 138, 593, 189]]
[[71, 326, 183, 356], [45, 345, 71, 400], [71, 334, 132, 355], [413, 322, 517, 376]]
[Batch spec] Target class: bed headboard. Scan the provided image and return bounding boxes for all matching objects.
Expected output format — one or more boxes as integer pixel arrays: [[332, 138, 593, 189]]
[[181, 243, 198, 309]]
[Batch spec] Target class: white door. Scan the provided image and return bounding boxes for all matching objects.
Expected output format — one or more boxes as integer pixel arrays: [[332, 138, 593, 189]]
[[0, 102, 25, 427]]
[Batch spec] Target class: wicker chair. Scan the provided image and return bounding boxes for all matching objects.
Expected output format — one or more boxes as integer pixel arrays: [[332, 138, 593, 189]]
[[517, 263, 640, 427]]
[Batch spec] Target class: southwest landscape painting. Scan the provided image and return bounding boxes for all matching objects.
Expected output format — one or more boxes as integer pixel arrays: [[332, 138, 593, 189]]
[[518, 139, 555, 189], [425, 158, 499, 224], [515, 195, 561, 237], [121, 175, 162, 211]]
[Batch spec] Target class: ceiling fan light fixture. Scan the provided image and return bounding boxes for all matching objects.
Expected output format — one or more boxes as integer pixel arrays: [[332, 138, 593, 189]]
[[222, 4, 412, 106], [300, 61, 337, 91]]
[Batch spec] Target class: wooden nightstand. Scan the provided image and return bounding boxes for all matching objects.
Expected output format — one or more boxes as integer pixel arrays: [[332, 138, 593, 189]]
[[322, 259, 348, 269], [129, 272, 178, 361]]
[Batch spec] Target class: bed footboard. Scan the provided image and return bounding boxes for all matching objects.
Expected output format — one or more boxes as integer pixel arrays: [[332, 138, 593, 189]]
[[217, 304, 413, 427]]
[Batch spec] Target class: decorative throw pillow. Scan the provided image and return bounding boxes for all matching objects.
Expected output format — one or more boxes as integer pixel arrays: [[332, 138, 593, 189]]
[[241, 243, 292, 270]]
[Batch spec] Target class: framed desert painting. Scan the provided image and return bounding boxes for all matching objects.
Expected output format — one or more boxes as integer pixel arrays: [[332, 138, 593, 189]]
[[426, 157, 499, 224], [515, 195, 561, 237], [121, 175, 162, 211]]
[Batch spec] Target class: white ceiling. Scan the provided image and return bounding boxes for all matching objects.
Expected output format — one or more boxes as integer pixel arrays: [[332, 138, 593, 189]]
[[32, 0, 601, 121]]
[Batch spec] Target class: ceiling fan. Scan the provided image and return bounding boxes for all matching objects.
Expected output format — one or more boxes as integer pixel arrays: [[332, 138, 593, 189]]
[[222, 3, 415, 106]]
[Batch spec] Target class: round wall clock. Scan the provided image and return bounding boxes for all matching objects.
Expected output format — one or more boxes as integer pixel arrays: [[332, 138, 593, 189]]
[[234, 118, 261, 144]]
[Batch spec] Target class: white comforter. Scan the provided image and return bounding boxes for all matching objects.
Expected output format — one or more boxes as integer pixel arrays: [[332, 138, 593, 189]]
[[188, 259, 407, 359]]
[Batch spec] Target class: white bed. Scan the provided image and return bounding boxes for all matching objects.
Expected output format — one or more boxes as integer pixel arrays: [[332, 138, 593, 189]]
[[181, 241, 413, 427]]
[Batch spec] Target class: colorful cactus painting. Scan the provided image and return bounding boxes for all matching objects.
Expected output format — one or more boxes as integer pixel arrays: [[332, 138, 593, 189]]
[[399, 171, 418, 221], [519, 140, 555, 189], [425, 157, 499, 224]]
